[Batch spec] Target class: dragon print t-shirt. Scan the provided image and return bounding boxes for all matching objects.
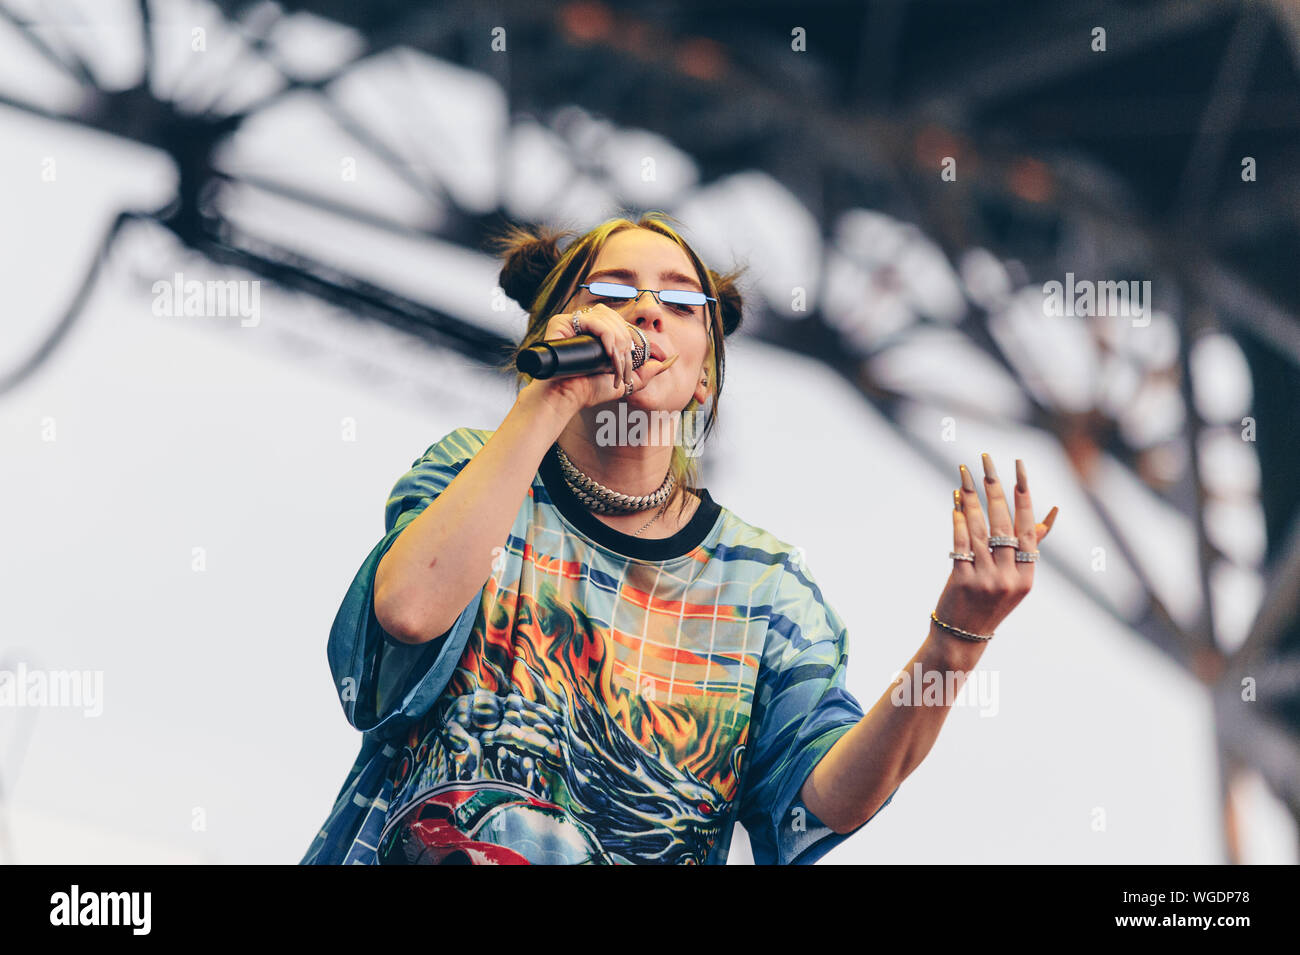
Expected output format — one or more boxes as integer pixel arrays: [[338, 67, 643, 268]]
[[300, 427, 895, 865]]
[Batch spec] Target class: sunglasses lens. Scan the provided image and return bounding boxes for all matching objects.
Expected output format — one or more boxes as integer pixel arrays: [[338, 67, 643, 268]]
[[588, 282, 636, 298], [659, 290, 706, 306]]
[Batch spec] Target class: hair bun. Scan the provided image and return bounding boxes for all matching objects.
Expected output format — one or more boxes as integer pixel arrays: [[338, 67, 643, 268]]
[[709, 267, 744, 337], [487, 223, 571, 312]]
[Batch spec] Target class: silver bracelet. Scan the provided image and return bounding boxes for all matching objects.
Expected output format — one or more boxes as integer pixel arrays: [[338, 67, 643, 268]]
[[930, 610, 994, 642]]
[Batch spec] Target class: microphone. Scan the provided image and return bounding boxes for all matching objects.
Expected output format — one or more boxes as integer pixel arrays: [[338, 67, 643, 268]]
[[516, 333, 646, 379]]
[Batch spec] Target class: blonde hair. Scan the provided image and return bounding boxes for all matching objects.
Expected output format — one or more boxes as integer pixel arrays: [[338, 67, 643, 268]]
[[486, 212, 745, 524]]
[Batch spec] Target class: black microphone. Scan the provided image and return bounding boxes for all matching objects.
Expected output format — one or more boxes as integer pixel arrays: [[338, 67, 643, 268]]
[[516, 334, 645, 379]]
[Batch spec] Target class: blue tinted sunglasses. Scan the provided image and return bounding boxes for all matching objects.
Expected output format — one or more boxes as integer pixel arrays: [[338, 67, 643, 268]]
[[579, 281, 716, 314]]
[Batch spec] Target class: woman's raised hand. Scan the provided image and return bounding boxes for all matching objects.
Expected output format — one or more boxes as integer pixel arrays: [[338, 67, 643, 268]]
[[933, 454, 1059, 641], [522, 304, 679, 412]]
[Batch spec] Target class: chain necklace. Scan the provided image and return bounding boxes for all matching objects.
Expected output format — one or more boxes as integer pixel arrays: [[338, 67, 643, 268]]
[[553, 443, 676, 537], [632, 500, 670, 537], [553, 444, 675, 514]]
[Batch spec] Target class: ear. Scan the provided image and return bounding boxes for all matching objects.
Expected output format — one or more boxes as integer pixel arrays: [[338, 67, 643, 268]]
[[692, 367, 711, 406]]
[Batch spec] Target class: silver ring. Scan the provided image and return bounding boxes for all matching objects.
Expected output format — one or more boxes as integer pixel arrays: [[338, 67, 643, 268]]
[[949, 551, 975, 562], [624, 378, 635, 396], [988, 536, 1019, 548], [628, 324, 649, 369], [1015, 551, 1039, 562], [571, 307, 592, 335]]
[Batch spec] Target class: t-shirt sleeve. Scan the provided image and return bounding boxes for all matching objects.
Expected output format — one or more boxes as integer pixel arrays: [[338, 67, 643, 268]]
[[733, 554, 897, 864], [325, 426, 489, 742]]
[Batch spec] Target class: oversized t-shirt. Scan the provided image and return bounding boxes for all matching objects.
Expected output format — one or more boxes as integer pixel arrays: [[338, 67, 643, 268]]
[[300, 427, 896, 865]]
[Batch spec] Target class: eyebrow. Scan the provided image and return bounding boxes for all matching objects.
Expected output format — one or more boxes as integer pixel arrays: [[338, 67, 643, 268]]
[[586, 267, 703, 292]]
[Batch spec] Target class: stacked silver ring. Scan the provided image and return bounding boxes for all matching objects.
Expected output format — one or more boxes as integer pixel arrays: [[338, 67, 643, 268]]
[[628, 325, 649, 370], [989, 535, 1040, 561], [624, 326, 649, 396], [950, 543, 1040, 562]]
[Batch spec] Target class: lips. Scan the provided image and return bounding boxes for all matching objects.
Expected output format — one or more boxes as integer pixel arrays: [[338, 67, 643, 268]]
[[647, 341, 666, 362]]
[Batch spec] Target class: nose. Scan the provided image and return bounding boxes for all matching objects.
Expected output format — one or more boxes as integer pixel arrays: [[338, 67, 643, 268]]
[[628, 290, 665, 332]]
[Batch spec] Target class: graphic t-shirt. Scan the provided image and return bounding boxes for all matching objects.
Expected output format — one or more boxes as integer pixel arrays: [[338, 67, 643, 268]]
[[300, 427, 895, 865]]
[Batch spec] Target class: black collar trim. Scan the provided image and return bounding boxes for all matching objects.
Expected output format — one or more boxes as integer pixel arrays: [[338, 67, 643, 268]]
[[537, 443, 722, 561]]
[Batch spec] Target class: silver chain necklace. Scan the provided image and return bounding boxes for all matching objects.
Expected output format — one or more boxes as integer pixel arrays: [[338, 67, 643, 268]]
[[632, 501, 670, 537], [553, 444, 675, 536]]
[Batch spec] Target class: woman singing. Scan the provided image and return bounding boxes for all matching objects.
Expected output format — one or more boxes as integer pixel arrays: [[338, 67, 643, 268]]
[[300, 212, 1058, 865]]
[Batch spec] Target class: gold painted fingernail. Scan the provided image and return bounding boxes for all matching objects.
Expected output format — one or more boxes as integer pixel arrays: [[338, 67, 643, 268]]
[[960, 465, 975, 492], [1015, 458, 1027, 493], [953, 489, 962, 510], [662, 353, 679, 368], [1045, 505, 1059, 529], [982, 452, 998, 483]]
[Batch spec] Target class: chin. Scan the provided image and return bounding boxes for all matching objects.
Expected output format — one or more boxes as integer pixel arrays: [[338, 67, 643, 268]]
[[627, 389, 686, 414], [631, 374, 680, 403]]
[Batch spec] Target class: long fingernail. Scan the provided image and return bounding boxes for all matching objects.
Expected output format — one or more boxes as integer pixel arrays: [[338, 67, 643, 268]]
[[960, 465, 975, 492], [1016, 458, 1027, 493], [1045, 505, 1059, 529], [953, 489, 962, 510], [662, 353, 679, 369], [982, 452, 998, 483]]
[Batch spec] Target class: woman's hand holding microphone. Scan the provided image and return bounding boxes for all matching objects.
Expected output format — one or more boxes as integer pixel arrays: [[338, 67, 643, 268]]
[[520, 304, 679, 413]]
